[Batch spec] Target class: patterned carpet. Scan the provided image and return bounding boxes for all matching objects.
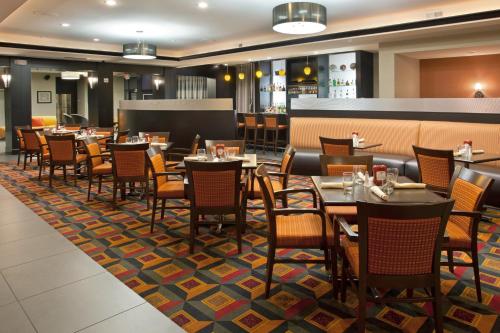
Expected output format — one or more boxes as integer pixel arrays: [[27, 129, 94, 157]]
[[0, 161, 498, 333]]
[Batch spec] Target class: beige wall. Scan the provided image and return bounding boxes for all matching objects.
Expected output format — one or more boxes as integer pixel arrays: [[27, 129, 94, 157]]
[[31, 73, 56, 116], [395, 55, 420, 98]]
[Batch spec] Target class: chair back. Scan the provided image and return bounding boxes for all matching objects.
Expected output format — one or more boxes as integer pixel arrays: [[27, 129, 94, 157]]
[[143, 132, 170, 143], [263, 114, 279, 129], [255, 164, 278, 237], [205, 140, 246, 155], [320, 137, 354, 156], [35, 131, 50, 156], [190, 134, 201, 154], [277, 145, 296, 187], [95, 127, 113, 146], [448, 167, 494, 236], [83, 137, 104, 168], [116, 129, 130, 143], [146, 146, 167, 186], [15, 126, 30, 148], [110, 143, 149, 181], [413, 145, 455, 192], [320, 155, 373, 176], [244, 115, 258, 128], [46, 134, 76, 163], [357, 201, 454, 280], [21, 129, 41, 151], [186, 160, 242, 214]]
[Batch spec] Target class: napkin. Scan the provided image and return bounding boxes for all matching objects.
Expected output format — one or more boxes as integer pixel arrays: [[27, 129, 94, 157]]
[[184, 156, 200, 161], [320, 182, 344, 189], [229, 156, 250, 162], [358, 138, 365, 143], [357, 171, 366, 181], [150, 142, 167, 146], [393, 182, 426, 189], [370, 186, 388, 201], [472, 149, 485, 155]]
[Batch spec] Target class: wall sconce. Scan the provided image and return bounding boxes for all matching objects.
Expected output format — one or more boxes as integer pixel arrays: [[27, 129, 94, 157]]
[[474, 82, 484, 98], [1, 68, 11, 88], [88, 76, 98, 89], [153, 76, 163, 91]]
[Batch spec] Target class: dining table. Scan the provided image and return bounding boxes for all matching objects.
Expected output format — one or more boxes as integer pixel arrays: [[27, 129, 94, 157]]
[[174, 153, 258, 170], [354, 142, 382, 150], [453, 152, 500, 168], [311, 175, 447, 297]]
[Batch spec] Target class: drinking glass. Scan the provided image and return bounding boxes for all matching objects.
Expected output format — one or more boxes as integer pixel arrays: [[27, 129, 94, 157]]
[[352, 165, 364, 185], [387, 168, 399, 183], [342, 172, 353, 195], [126, 137, 132, 143], [227, 150, 236, 159], [152, 136, 159, 143], [138, 132, 144, 139], [197, 149, 206, 160]]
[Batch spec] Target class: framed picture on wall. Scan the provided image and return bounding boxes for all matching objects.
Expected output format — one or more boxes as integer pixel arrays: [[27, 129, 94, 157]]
[[37, 91, 52, 104]]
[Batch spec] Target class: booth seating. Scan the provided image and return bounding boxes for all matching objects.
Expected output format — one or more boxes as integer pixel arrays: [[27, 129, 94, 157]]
[[32, 116, 57, 129], [290, 117, 500, 207]]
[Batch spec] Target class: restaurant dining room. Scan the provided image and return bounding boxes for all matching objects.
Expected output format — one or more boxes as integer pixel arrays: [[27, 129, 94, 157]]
[[0, 1, 499, 333]]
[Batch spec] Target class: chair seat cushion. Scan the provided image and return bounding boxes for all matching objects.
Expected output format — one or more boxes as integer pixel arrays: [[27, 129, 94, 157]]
[[443, 222, 471, 248], [76, 154, 87, 164], [325, 206, 357, 220], [341, 238, 360, 277], [276, 214, 333, 248], [252, 178, 282, 198], [157, 180, 185, 198], [92, 162, 112, 175]]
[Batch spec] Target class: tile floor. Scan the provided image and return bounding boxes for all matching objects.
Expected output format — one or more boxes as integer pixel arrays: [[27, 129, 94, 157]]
[[0, 183, 184, 333]]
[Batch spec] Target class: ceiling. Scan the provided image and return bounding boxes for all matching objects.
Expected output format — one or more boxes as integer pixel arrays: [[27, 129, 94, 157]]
[[0, 0, 499, 67]]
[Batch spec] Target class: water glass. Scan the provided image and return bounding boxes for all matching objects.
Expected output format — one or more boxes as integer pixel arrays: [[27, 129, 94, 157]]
[[138, 132, 144, 139], [126, 137, 132, 143], [343, 172, 353, 195], [197, 149, 206, 160], [387, 168, 399, 183], [352, 165, 364, 184]]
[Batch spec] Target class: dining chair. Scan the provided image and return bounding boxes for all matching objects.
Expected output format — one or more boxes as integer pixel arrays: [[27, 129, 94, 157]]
[[340, 200, 454, 333], [413, 145, 455, 195], [147, 146, 188, 232], [320, 137, 354, 156], [82, 137, 113, 201], [442, 166, 494, 302], [143, 132, 170, 143], [185, 160, 247, 254], [262, 114, 288, 155], [110, 143, 150, 208], [249, 145, 296, 207], [167, 134, 201, 162], [243, 114, 263, 153], [255, 164, 333, 298], [34, 131, 51, 180], [20, 129, 44, 170], [115, 129, 130, 143], [15, 125, 30, 166], [205, 139, 246, 155], [95, 127, 114, 150], [45, 134, 86, 187]]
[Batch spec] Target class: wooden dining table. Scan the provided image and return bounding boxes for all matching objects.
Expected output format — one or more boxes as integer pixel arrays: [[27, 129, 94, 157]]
[[453, 152, 500, 168], [311, 175, 446, 297], [174, 154, 258, 170]]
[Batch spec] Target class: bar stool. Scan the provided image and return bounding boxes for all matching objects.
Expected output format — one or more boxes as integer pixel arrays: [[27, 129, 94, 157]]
[[263, 114, 288, 155], [243, 114, 263, 153]]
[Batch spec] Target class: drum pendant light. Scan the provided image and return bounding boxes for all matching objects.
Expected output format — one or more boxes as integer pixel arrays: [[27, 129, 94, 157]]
[[272, 2, 327, 35], [123, 31, 157, 60]]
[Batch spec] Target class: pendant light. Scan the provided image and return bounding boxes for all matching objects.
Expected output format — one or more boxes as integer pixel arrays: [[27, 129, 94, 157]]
[[1, 68, 11, 88], [224, 64, 231, 82], [238, 66, 245, 80], [304, 56, 311, 76], [273, 2, 327, 35], [255, 69, 263, 79], [123, 31, 157, 60]]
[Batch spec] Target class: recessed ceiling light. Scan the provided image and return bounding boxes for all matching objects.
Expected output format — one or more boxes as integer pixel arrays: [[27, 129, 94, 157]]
[[61, 23, 70, 27], [313, 51, 319, 54], [248, 58, 252, 62], [198, 2, 208, 9], [266, 56, 272, 60], [105, 0, 117, 6], [93, 38, 100, 42]]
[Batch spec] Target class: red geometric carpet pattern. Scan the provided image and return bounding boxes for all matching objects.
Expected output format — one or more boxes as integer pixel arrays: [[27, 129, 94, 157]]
[[0, 162, 498, 333]]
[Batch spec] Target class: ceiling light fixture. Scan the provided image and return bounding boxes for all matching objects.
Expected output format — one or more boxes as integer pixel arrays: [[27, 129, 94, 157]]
[[105, 0, 117, 6], [123, 31, 157, 60], [304, 56, 311, 75], [238, 66, 245, 80], [93, 38, 100, 42], [198, 2, 208, 9], [224, 64, 231, 82], [255, 69, 263, 79], [153, 76, 163, 90], [272, 2, 327, 35], [88, 75, 98, 89], [61, 22, 70, 27], [61, 71, 81, 80]]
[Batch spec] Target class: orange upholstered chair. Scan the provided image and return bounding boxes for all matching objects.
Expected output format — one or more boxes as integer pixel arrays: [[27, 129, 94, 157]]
[[243, 114, 264, 152], [45, 134, 86, 187], [166, 134, 201, 163], [263, 114, 288, 155], [205, 140, 246, 155], [34, 131, 51, 180], [20, 129, 45, 170], [15, 126, 30, 166], [340, 201, 454, 333], [185, 160, 247, 254], [147, 146, 187, 232], [83, 137, 113, 201], [442, 167, 494, 302], [110, 143, 150, 208], [115, 129, 130, 143], [255, 164, 333, 298], [320, 137, 354, 156], [413, 145, 455, 195], [94, 127, 114, 150], [249, 145, 296, 206]]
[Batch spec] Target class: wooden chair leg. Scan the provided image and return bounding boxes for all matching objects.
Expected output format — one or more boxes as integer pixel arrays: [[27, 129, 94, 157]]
[[73, 164, 78, 186], [274, 129, 278, 155], [432, 287, 444, 333], [98, 176, 103, 193], [340, 250, 347, 302], [236, 213, 242, 254], [471, 247, 482, 303], [23, 153, 28, 170], [151, 198, 157, 233], [447, 249, 454, 273], [112, 180, 118, 203], [17, 150, 21, 166], [357, 287, 367, 333], [161, 199, 166, 219], [38, 157, 43, 180], [265, 245, 275, 298], [87, 176, 93, 201], [189, 212, 196, 254], [263, 129, 267, 155], [145, 181, 150, 210], [49, 165, 54, 187], [62, 165, 67, 182]]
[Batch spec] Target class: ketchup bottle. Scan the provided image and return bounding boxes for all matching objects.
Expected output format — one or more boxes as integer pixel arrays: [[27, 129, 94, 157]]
[[372, 165, 387, 186]]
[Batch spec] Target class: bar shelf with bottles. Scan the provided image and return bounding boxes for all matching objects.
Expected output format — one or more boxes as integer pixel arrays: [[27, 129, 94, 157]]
[[287, 84, 318, 95], [328, 51, 373, 99]]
